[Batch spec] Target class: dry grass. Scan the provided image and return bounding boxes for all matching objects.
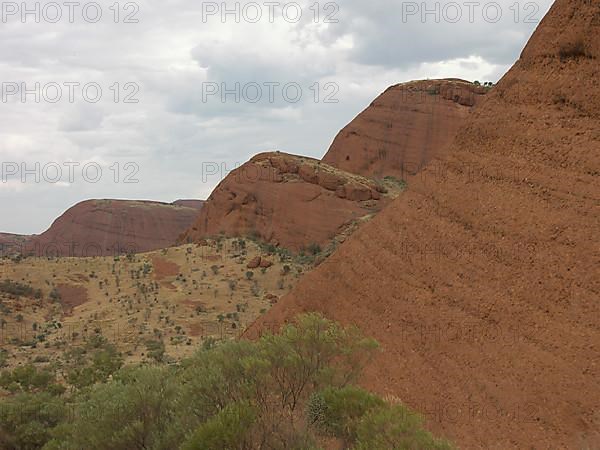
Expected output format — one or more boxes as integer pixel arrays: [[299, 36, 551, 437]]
[[0, 238, 310, 369]]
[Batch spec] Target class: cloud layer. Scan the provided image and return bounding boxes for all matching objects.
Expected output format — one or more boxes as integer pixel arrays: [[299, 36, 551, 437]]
[[0, 0, 553, 234]]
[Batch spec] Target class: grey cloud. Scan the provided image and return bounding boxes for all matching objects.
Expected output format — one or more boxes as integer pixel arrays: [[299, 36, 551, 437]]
[[0, 0, 555, 233], [315, 0, 553, 67], [59, 105, 105, 131]]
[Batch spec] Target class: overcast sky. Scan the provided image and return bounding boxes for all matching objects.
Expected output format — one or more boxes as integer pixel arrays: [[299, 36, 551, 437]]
[[0, 0, 553, 234]]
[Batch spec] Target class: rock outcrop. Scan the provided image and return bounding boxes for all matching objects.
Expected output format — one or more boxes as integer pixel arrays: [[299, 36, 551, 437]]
[[249, 1, 600, 448], [25, 199, 202, 257], [180, 152, 399, 251], [322, 79, 487, 179]]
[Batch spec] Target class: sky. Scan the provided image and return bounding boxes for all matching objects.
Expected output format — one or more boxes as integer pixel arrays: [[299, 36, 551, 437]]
[[0, 0, 554, 234]]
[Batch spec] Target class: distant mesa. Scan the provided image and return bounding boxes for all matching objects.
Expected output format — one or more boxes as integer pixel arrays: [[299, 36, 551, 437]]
[[3, 199, 204, 257]]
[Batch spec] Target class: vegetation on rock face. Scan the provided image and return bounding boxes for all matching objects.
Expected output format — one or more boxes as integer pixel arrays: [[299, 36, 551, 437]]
[[473, 81, 494, 88], [0, 313, 453, 449], [558, 38, 590, 61]]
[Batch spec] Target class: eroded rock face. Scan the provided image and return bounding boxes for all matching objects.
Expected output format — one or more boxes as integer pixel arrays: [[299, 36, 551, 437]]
[[322, 79, 487, 179], [24, 199, 202, 257], [181, 80, 483, 252], [180, 152, 394, 251], [249, 1, 600, 448]]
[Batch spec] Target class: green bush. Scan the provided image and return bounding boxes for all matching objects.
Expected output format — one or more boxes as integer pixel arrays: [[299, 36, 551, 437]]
[[50, 366, 177, 450], [0, 392, 67, 450], [145, 339, 166, 363], [181, 402, 256, 450], [66, 340, 123, 388], [354, 403, 454, 450], [0, 313, 453, 450], [309, 385, 454, 450], [307, 243, 321, 256], [308, 386, 384, 442], [0, 365, 57, 393]]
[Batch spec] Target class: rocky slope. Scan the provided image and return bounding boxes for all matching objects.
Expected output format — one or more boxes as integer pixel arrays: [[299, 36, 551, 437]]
[[0, 233, 30, 256], [249, 1, 600, 448], [180, 152, 402, 251], [25, 199, 202, 257], [322, 79, 487, 179]]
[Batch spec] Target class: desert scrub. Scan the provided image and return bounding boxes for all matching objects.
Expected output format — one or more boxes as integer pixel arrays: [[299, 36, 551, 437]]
[[1, 314, 454, 450], [0, 279, 42, 299]]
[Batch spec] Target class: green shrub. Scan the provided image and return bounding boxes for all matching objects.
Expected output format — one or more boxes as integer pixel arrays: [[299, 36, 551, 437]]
[[66, 340, 123, 388], [308, 386, 384, 442], [0, 365, 56, 393], [0, 313, 453, 450], [52, 366, 177, 450], [181, 402, 256, 450], [145, 339, 166, 363], [307, 243, 321, 256], [354, 403, 454, 450], [0, 392, 68, 450]]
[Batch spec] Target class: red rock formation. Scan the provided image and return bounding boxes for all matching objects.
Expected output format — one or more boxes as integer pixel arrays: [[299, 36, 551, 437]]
[[181, 152, 394, 251], [181, 80, 483, 251], [246, 256, 261, 269], [322, 79, 487, 179], [249, 1, 600, 448], [0, 233, 30, 255], [24, 199, 202, 257]]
